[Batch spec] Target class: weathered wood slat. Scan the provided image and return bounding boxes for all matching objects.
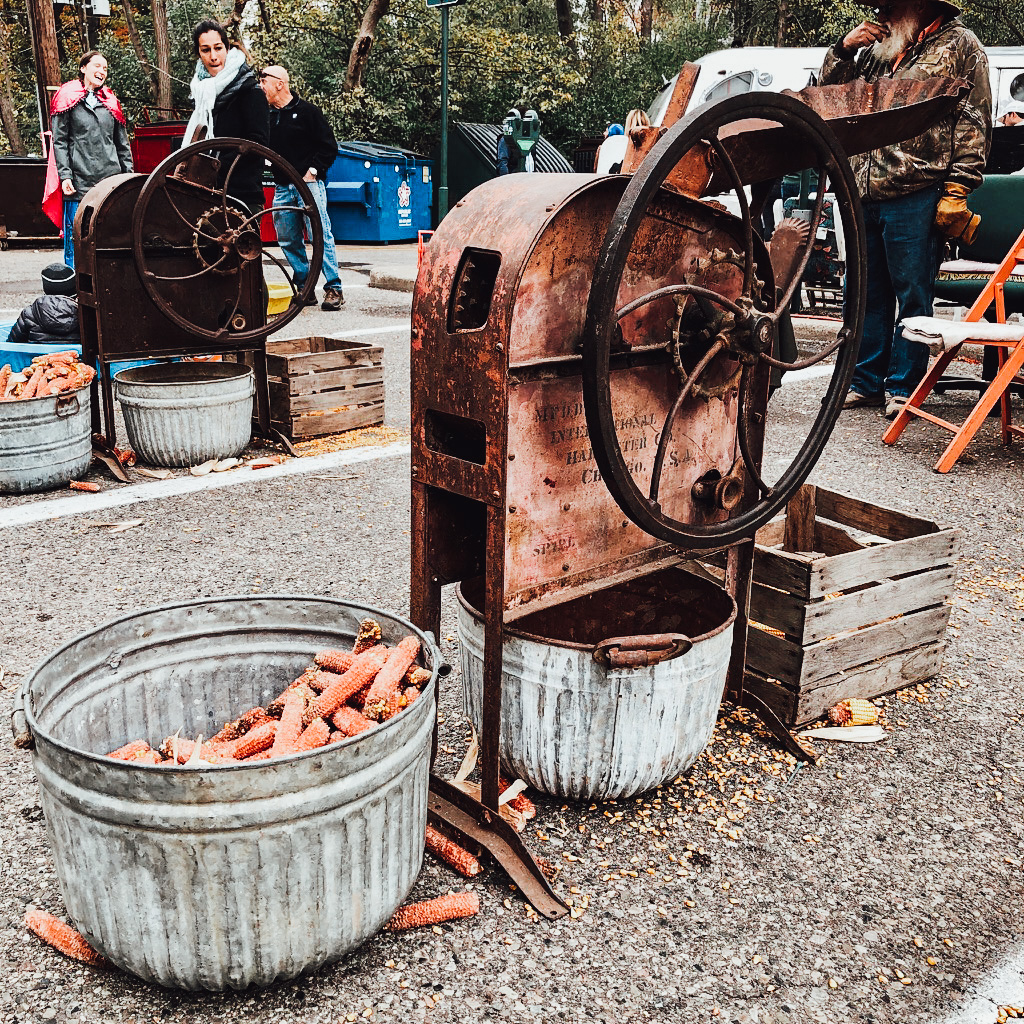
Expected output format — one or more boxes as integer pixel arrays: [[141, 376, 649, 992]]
[[284, 402, 384, 438], [749, 544, 816, 599], [748, 604, 951, 688], [806, 530, 958, 598], [748, 582, 805, 639], [746, 641, 946, 726], [813, 521, 866, 556], [800, 565, 956, 644], [271, 381, 385, 418], [815, 488, 940, 541], [783, 484, 816, 553], [265, 342, 383, 377], [284, 364, 384, 396]]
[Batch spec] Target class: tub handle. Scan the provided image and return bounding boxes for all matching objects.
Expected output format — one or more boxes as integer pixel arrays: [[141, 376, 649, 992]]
[[593, 633, 693, 668], [55, 394, 81, 418], [11, 680, 34, 750]]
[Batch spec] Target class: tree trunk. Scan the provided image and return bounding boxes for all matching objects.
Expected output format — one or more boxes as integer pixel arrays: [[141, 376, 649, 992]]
[[25, 0, 62, 132], [0, 24, 28, 155], [555, 0, 574, 40], [121, 0, 159, 103], [639, 0, 653, 40], [151, 0, 173, 116], [344, 0, 390, 92], [775, 0, 788, 46]]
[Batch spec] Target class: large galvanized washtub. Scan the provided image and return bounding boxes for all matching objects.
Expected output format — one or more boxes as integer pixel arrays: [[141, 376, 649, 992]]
[[459, 567, 736, 800], [0, 384, 91, 493], [114, 362, 254, 467], [13, 595, 439, 990]]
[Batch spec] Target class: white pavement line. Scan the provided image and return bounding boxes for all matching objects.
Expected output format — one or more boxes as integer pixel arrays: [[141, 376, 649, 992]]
[[340, 323, 411, 337], [1, 308, 23, 314], [938, 947, 1024, 1023], [0, 442, 411, 530], [784, 364, 835, 384]]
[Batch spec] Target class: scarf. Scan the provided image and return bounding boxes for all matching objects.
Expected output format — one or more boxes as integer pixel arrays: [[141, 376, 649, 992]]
[[184, 46, 248, 147], [42, 81, 126, 229]]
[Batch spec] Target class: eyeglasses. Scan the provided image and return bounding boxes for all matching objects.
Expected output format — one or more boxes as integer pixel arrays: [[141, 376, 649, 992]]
[[259, 71, 284, 83]]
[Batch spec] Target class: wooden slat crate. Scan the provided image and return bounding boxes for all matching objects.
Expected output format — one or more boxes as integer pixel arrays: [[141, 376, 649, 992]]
[[737, 485, 959, 726], [265, 335, 384, 439]]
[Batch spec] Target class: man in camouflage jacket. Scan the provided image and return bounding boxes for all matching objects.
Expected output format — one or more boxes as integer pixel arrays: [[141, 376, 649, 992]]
[[820, 0, 991, 418]]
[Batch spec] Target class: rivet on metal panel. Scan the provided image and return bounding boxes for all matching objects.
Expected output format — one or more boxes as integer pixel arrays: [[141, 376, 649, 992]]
[[562, 563, 570, 572], [545, 204, 556, 212], [492, 490, 500, 498], [411, 466, 419, 476], [509, 505, 517, 513], [622, 521, 628, 528], [508, 453, 516, 461], [562, 503, 571, 512], [411, 327, 420, 338], [496, 343, 504, 352]]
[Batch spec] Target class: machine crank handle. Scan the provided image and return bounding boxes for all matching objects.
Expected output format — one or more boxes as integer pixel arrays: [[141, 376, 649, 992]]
[[592, 633, 693, 668]]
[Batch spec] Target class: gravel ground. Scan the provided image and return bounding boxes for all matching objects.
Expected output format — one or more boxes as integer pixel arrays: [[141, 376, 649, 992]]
[[2, 246, 1023, 1023]]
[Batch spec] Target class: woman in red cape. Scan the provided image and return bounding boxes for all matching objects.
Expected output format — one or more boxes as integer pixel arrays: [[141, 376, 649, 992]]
[[42, 50, 132, 269]]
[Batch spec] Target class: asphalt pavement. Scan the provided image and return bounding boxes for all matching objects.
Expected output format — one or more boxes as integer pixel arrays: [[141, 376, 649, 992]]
[[1, 240, 1023, 1024]]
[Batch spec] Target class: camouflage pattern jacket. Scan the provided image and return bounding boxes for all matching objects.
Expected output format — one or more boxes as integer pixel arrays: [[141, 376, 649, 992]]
[[819, 18, 991, 201]]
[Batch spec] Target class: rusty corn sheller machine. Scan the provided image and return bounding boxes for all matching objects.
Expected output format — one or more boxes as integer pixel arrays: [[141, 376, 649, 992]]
[[411, 80, 968, 916]]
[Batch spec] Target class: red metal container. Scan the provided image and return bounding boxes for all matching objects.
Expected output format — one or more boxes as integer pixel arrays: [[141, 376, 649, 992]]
[[130, 119, 187, 175]]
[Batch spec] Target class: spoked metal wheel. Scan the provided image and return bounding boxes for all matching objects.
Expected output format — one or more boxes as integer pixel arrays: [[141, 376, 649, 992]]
[[581, 92, 866, 549], [131, 138, 324, 343]]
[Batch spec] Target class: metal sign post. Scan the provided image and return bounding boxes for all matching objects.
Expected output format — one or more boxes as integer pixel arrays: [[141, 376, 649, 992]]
[[426, 0, 464, 222]]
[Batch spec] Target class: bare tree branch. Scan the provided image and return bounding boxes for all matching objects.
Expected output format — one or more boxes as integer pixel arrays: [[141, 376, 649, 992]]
[[344, 0, 390, 92]]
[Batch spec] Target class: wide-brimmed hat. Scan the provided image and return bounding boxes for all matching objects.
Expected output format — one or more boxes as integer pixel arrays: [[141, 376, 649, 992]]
[[41, 262, 76, 296]]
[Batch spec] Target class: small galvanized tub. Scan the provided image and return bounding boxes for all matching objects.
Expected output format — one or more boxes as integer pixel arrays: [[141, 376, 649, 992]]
[[13, 595, 439, 990], [459, 567, 737, 801], [0, 384, 91, 494], [114, 362, 254, 467]]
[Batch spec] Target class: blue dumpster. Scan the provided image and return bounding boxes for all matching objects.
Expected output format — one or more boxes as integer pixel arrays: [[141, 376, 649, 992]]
[[326, 142, 433, 243]]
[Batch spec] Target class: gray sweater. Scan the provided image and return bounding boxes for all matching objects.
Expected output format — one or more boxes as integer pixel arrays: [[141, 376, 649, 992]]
[[51, 94, 133, 201]]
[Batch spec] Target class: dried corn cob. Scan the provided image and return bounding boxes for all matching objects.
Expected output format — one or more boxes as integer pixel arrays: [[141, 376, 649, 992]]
[[223, 720, 277, 760], [134, 749, 164, 765], [69, 481, 100, 492], [20, 365, 45, 400], [313, 648, 355, 674], [0, 365, 11, 398], [384, 891, 480, 932], [425, 825, 482, 878], [107, 739, 154, 761], [24, 909, 109, 967], [827, 698, 879, 727], [304, 645, 388, 725], [331, 705, 374, 737], [293, 718, 330, 753], [37, 380, 61, 398], [363, 636, 421, 720], [404, 666, 432, 689], [243, 749, 272, 761], [270, 684, 313, 757], [352, 618, 383, 655], [402, 686, 420, 706], [209, 706, 269, 743], [160, 735, 235, 765]]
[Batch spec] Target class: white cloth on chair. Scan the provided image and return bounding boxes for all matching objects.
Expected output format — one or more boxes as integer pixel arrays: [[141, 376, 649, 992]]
[[900, 315, 1024, 355]]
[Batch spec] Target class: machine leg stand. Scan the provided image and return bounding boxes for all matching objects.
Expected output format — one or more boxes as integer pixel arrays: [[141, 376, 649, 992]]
[[738, 689, 817, 763]]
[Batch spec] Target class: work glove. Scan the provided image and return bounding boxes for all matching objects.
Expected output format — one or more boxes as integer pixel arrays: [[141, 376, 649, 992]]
[[935, 182, 981, 246]]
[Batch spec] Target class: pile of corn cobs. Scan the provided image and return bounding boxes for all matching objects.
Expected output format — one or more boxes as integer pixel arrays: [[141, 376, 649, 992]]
[[0, 351, 96, 401]]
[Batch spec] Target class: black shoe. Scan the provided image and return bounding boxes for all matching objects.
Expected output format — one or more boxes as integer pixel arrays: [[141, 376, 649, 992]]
[[290, 288, 318, 309], [321, 287, 345, 312]]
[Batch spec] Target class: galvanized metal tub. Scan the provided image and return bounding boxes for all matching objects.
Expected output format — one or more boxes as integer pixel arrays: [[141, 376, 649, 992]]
[[458, 567, 736, 800], [0, 384, 91, 494], [113, 362, 254, 467], [14, 595, 439, 990]]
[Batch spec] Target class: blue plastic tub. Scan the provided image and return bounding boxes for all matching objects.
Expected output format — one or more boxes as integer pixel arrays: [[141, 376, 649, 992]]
[[325, 142, 432, 243], [0, 336, 158, 378]]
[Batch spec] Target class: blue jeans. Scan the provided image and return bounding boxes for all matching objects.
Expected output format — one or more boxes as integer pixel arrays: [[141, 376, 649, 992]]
[[851, 185, 941, 399], [63, 199, 80, 270], [272, 180, 341, 293]]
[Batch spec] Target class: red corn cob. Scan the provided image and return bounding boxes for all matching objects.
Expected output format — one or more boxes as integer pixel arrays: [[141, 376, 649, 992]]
[[223, 720, 277, 760], [499, 777, 537, 820], [352, 618, 383, 654], [363, 637, 421, 721], [69, 481, 100, 492], [270, 684, 311, 757], [0, 365, 10, 399], [331, 705, 374, 737], [403, 686, 421, 706], [2, 370, 20, 400], [37, 380, 61, 398], [304, 645, 388, 725], [328, 730, 345, 745], [162, 737, 235, 765], [34, 350, 78, 365], [425, 825, 483, 878], [24, 909, 109, 967], [404, 666, 432, 689], [20, 365, 45, 400], [134, 749, 164, 765], [293, 718, 330, 753], [243, 749, 272, 761], [209, 706, 269, 744], [313, 648, 355, 674], [384, 891, 481, 932], [107, 739, 153, 761]]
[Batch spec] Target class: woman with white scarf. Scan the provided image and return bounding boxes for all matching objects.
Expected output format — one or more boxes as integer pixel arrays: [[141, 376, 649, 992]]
[[186, 20, 269, 214]]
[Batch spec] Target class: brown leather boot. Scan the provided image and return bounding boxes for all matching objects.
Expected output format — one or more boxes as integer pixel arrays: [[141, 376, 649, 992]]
[[321, 287, 345, 311]]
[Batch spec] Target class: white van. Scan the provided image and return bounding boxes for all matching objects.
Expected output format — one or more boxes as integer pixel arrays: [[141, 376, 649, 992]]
[[648, 44, 1024, 125]]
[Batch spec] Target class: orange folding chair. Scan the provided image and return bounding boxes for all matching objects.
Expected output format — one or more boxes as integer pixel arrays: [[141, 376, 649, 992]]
[[883, 224, 1024, 473]]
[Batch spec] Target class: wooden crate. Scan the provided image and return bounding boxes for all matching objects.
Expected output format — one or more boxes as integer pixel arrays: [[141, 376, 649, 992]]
[[737, 485, 959, 726], [265, 336, 384, 439]]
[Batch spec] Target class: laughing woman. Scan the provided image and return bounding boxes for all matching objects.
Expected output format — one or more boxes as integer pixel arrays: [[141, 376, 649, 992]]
[[44, 51, 133, 269], [184, 20, 269, 216]]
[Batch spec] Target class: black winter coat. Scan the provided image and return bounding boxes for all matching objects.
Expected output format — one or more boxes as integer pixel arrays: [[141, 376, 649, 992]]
[[8, 296, 80, 347], [269, 95, 337, 184], [212, 66, 270, 209]]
